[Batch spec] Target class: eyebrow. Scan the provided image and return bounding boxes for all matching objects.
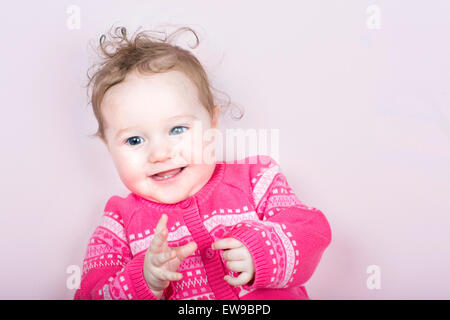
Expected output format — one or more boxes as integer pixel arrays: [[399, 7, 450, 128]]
[[167, 114, 199, 121], [115, 114, 199, 139]]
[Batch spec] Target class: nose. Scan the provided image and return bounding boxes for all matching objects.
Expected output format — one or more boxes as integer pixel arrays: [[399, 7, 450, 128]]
[[147, 138, 172, 164]]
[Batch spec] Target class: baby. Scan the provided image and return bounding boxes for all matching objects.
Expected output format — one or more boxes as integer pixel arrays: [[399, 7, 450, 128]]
[[74, 26, 332, 300]]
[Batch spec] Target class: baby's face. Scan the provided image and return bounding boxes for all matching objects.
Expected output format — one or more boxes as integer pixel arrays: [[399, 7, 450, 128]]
[[101, 69, 219, 204]]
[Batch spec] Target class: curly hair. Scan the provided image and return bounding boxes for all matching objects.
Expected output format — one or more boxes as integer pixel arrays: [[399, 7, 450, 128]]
[[85, 25, 242, 141]]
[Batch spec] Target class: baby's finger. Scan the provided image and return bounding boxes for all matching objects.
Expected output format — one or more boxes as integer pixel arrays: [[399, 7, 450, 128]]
[[212, 238, 243, 250], [155, 213, 168, 233], [151, 250, 176, 267], [223, 247, 248, 261], [153, 268, 183, 282], [224, 272, 253, 287], [226, 260, 248, 273], [149, 228, 168, 253], [175, 241, 198, 261]]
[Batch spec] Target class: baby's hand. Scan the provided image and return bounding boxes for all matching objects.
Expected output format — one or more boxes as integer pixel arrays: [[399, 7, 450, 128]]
[[143, 214, 197, 299], [212, 238, 255, 286]]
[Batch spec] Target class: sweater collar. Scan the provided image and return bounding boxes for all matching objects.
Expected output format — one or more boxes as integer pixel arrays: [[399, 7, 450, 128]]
[[131, 162, 226, 212]]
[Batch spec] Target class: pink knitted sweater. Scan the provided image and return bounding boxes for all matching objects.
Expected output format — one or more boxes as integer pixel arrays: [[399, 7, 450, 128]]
[[74, 155, 331, 300]]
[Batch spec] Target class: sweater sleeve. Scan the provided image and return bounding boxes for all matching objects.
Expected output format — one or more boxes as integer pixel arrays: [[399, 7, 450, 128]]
[[74, 197, 169, 300], [224, 155, 332, 290]]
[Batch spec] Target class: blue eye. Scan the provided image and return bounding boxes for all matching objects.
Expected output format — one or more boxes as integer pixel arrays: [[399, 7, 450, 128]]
[[125, 136, 144, 146], [170, 126, 188, 135]]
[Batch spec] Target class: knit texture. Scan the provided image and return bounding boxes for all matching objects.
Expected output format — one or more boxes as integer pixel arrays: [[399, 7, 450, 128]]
[[74, 155, 332, 300]]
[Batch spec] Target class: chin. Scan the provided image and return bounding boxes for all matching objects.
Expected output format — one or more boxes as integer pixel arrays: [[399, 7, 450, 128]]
[[150, 192, 189, 204], [158, 197, 184, 204]]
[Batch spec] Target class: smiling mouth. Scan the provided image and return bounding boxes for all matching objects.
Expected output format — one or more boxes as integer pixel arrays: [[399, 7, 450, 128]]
[[150, 166, 187, 181]]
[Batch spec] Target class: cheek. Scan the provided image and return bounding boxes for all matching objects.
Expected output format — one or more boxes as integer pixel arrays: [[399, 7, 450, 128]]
[[202, 131, 218, 163], [181, 127, 216, 164], [113, 152, 144, 179], [192, 163, 215, 183], [171, 134, 198, 163]]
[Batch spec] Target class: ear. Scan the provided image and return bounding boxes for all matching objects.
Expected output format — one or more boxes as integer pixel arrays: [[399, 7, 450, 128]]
[[211, 105, 221, 128]]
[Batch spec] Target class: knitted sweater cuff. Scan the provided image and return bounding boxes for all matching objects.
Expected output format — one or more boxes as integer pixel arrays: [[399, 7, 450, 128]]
[[127, 253, 160, 300], [225, 226, 272, 289]]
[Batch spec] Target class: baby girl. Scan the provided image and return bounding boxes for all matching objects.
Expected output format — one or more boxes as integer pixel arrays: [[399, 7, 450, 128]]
[[74, 26, 331, 300]]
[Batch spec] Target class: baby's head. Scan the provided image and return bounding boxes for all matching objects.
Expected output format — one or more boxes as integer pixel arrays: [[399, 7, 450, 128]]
[[87, 26, 230, 204]]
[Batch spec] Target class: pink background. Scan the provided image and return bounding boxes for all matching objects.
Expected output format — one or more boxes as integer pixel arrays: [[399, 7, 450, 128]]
[[1, 1, 449, 299]]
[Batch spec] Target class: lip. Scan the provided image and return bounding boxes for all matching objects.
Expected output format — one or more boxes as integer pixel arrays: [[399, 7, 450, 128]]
[[149, 166, 187, 183]]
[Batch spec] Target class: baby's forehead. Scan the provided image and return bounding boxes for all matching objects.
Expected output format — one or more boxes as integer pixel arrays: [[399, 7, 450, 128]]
[[101, 75, 209, 130], [123, 69, 196, 92], [104, 72, 196, 107], [105, 70, 198, 105]]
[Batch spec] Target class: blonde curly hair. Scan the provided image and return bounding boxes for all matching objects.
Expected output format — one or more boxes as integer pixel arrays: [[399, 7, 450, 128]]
[[85, 25, 242, 141]]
